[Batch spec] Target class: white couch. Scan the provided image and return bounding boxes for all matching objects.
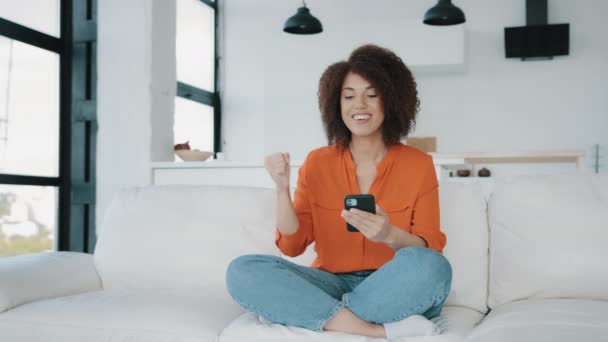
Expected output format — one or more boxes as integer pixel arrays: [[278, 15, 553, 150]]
[[1, 171, 607, 342]]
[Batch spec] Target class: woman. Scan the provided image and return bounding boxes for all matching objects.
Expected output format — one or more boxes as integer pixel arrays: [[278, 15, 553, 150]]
[[226, 44, 452, 340]]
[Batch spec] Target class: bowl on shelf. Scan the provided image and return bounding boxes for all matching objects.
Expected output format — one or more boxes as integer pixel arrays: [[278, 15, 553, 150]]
[[478, 167, 491, 177], [456, 169, 471, 177], [175, 149, 213, 161]]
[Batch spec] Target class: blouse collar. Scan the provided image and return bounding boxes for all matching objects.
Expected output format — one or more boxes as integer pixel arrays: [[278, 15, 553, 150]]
[[343, 143, 397, 172]]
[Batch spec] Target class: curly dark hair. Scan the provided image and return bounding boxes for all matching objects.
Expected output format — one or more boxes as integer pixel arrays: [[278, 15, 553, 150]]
[[318, 44, 420, 149]]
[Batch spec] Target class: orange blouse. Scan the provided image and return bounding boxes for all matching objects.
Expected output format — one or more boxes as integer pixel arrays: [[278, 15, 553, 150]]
[[275, 143, 446, 273]]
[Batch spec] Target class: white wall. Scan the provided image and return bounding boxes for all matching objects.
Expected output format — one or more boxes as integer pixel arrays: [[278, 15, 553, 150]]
[[222, 0, 608, 164], [97, 0, 174, 230], [97, 0, 608, 229]]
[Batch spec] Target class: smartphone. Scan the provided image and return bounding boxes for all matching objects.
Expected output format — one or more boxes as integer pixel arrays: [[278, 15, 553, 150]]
[[344, 194, 376, 232]]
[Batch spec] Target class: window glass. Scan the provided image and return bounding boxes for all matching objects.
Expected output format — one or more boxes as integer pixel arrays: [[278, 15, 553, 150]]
[[0, 0, 60, 37], [0, 184, 57, 257], [174, 97, 214, 161], [176, 0, 215, 91], [0, 37, 59, 177]]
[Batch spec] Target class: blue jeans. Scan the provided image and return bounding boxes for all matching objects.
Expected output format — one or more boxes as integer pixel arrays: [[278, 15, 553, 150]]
[[225, 246, 453, 332]]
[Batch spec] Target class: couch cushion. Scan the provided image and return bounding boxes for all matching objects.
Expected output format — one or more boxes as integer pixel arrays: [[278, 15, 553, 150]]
[[487, 171, 608, 308], [220, 306, 483, 342], [0, 288, 243, 342], [95, 185, 280, 289], [438, 180, 489, 314], [465, 298, 608, 342], [0, 251, 101, 313]]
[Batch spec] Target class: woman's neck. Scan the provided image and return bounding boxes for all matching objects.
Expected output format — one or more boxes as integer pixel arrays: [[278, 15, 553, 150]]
[[349, 136, 388, 166]]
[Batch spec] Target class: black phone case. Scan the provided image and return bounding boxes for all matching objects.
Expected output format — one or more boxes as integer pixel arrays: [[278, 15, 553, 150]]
[[344, 194, 376, 232]]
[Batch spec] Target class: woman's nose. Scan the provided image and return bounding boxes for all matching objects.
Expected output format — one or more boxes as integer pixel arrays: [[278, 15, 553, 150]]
[[354, 95, 367, 109]]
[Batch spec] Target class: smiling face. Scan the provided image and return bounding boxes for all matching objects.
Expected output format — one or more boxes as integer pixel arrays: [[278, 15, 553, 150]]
[[340, 72, 385, 140]]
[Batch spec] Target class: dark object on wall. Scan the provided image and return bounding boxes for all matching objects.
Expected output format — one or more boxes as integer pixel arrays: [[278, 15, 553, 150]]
[[505, 24, 569, 59], [457, 169, 470, 177], [478, 168, 491, 177], [592, 143, 604, 174], [423, 0, 466, 26], [283, 1, 323, 35], [504, 0, 569, 60]]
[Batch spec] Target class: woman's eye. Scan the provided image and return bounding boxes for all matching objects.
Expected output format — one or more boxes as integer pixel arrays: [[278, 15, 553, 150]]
[[368, 95, 377, 98], [344, 96, 353, 100]]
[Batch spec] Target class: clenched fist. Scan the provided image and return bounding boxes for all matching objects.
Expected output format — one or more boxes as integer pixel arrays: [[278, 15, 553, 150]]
[[264, 152, 290, 190]]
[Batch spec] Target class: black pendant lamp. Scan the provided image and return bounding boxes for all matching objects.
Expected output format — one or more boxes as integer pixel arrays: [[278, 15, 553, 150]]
[[283, 1, 323, 35], [423, 0, 466, 26]]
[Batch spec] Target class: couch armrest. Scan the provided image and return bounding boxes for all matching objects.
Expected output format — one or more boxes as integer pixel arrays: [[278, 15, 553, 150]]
[[0, 251, 102, 313]]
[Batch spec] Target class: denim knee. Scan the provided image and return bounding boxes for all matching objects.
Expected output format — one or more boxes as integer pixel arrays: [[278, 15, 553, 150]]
[[395, 247, 452, 291], [225, 254, 280, 297]]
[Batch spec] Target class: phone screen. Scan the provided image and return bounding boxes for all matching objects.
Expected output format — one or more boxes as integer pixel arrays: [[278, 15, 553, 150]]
[[344, 194, 376, 232]]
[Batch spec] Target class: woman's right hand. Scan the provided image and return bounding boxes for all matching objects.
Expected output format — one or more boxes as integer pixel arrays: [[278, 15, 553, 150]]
[[264, 152, 290, 191]]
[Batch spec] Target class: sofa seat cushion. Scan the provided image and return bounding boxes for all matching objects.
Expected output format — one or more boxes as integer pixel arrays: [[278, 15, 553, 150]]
[[219, 306, 483, 342], [0, 288, 244, 342], [466, 299, 608, 342]]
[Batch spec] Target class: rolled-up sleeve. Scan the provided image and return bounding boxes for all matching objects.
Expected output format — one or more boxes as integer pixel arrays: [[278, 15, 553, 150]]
[[275, 154, 315, 257], [411, 156, 446, 253]]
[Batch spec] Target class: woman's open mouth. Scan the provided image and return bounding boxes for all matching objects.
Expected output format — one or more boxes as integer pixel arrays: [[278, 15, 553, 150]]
[[352, 113, 371, 124]]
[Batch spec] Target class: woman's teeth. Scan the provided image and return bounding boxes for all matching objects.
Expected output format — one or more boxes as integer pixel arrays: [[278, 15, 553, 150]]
[[353, 114, 371, 121]]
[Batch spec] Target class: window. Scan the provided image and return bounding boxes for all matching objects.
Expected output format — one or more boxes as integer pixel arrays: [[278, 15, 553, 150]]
[[174, 97, 214, 152], [175, 0, 220, 159], [0, 184, 57, 256], [0, 37, 60, 177], [0, 1, 97, 257], [0, 0, 60, 37], [176, 0, 214, 91]]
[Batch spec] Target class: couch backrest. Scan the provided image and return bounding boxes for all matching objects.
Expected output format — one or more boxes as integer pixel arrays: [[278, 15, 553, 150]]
[[94, 185, 279, 290], [487, 171, 608, 308], [439, 180, 489, 314]]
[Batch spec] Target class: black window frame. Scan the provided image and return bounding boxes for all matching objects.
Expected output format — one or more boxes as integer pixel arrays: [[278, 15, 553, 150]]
[[175, 0, 221, 157], [0, 0, 97, 255]]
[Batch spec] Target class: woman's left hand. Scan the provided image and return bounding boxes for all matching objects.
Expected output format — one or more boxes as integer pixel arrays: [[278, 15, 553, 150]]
[[341, 205, 395, 243]]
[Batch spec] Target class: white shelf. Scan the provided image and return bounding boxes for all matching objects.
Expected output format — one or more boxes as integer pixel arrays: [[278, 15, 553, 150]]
[[150, 150, 587, 186], [429, 150, 585, 168], [151, 160, 302, 169], [152, 156, 466, 170]]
